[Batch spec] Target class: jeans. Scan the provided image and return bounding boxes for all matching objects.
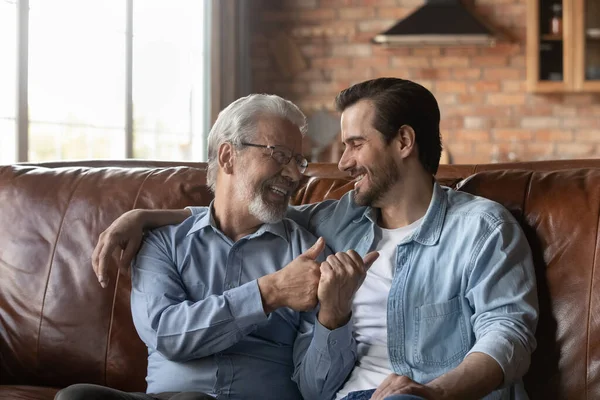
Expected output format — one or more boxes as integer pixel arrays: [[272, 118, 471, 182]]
[[343, 389, 426, 400], [54, 384, 216, 400]]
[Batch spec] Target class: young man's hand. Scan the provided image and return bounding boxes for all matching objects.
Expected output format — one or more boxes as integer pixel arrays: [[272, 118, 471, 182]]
[[317, 250, 379, 329], [93, 209, 147, 288]]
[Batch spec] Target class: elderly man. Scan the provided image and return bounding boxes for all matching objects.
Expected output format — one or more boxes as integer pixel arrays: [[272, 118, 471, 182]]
[[93, 78, 538, 400], [56, 94, 377, 400]]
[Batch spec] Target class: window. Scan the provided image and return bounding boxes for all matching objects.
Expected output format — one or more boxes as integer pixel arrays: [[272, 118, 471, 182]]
[[0, 0, 17, 164], [1, 0, 209, 164]]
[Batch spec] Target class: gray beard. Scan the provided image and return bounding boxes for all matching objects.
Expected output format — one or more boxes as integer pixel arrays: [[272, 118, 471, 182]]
[[248, 192, 286, 224]]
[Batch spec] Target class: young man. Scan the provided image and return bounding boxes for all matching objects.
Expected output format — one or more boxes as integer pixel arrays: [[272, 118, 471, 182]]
[[93, 78, 538, 400], [56, 94, 377, 400]]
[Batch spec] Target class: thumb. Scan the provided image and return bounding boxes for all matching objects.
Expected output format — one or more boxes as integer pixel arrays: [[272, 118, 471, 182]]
[[303, 237, 326, 260], [118, 240, 137, 276], [363, 251, 380, 270]]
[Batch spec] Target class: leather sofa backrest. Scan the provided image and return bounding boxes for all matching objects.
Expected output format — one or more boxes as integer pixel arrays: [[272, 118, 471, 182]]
[[1, 160, 600, 399]]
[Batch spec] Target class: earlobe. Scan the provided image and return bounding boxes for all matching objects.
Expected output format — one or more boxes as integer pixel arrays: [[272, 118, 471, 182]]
[[218, 143, 234, 175]]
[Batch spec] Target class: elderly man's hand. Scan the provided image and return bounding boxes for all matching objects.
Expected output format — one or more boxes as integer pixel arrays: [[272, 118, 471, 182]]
[[257, 237, 326, 313], [317, 250, 379, 329], [92, 209, 146, 288], [371, 374, 445, 400]]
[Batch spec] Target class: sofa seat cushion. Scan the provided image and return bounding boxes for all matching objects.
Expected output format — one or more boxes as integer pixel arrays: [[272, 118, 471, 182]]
[[0, 385, 60, 399]]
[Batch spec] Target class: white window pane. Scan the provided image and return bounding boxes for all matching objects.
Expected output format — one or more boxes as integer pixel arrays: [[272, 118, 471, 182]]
[[133, 0, 206, 161], [0, 120, 16, 165], [0, 0, 17, 164], [28, 0, 126, 161]]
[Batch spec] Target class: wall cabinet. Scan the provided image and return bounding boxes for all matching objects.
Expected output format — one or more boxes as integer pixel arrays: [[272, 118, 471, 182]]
[[527, 0, 600, 92]]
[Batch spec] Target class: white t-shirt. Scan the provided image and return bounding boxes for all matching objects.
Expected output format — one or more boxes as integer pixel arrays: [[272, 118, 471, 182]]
[[335, 217, 423, 399]]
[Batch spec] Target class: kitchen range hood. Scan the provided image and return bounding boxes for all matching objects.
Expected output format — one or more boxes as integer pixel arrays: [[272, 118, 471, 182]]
[[373, 0, 498, 46]]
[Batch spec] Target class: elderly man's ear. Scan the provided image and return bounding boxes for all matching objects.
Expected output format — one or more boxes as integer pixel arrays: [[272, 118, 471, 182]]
[[218, 142, 235, 175]]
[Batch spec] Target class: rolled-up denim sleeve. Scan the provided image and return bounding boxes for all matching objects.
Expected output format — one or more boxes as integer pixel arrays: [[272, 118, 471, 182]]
[[131, 230, 267, 362], [465, 221, 539, 386]]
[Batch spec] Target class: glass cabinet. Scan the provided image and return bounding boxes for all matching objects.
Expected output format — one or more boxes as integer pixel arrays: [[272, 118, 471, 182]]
[[527, 0, 600, 92]]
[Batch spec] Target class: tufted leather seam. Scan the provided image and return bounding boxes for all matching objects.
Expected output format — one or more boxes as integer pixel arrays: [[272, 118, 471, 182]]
[[585, 182, 600, 400], [521, 171, 534, 226], [104, 169, 156, 385], [36, 171, 85, 370]]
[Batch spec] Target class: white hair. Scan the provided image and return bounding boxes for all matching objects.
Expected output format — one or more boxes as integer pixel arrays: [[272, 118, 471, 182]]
[[206, 94, 307, 192]]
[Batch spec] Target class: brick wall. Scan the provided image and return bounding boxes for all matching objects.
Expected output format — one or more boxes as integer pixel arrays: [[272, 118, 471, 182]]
[[250, 0, 600, 164]]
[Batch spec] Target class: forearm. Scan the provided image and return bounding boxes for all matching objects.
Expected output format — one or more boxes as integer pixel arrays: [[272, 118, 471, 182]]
[[427, 352, 503, 400], [133, 280, 267, 361], [134, 208, 192, 230], [293, 320, 357, 399]]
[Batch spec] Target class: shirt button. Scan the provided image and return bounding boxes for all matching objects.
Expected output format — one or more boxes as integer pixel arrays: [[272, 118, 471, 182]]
[[226, 283, 233, 290], [329, 339, 337, 346]]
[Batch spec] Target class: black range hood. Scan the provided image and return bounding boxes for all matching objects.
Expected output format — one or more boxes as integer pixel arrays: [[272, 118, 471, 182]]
[[373, 0, 498, 46]]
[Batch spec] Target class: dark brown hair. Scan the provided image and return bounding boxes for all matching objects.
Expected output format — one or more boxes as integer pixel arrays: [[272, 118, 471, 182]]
[[335, 77, 442, 175]]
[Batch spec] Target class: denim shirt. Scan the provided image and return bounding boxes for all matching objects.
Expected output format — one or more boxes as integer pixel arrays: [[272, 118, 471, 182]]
[[131, 206, 356, 400], [285, 183, 539, 400]]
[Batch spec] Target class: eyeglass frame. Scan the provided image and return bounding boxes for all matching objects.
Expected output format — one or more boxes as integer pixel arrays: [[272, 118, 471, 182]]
[[239, 142, 308, 173]]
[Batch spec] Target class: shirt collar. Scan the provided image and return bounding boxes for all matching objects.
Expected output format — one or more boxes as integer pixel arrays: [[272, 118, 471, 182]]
[[410, 182, 447, 246], [186, 201, 289, 243], [353, 182, 447, 247]]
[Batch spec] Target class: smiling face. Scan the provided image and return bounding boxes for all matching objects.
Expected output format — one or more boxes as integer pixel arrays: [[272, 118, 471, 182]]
[[235, 116, 304, 223], [338, 100, 400, 208]]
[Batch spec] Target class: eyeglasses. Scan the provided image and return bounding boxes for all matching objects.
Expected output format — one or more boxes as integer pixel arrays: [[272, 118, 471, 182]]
[[240, 142, 308, 173]]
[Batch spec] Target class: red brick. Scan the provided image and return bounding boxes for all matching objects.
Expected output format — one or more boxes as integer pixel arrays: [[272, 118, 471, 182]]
[[564, 94, 596, 105], [455, 129, 490, 141], [562, 118, 600, 129], [436, 57, 470, 67], [494, 129, 533, 141], [436, 94, 458, 106], [492, 118, 519, 129], [339, 7, 376, 19], [332, 44, 372, 57], [552, 106, 578, 117], [412, 47, 442, 57], [453, 68, 482, 80], [520, 117, 561, 129], [412, 68, 452, 80], [358, 20, 396, 33], [297, 9, 337, 21], [471, 81, 501, 92], [435, 81, 468, 93], [443, 48, 479, 57], [501, 81, 527, 92], [483, 68, 522, 80], [300, 44, 328, 58], [311, 57, 352, 68], [521, 143, 555, 161], [391, 56, 431, 68], [576, 130, 600, 142], [471, 56, 508, 67], [556, 143, 596, 156], [488, 93, 526, 106], [535, 130, 573, 141], [353, 56, 390, 69], [464, 117, 492, 130], [458, 94, 486, 104], [520, 105, 554, 116], [509, 55, 526, 67]]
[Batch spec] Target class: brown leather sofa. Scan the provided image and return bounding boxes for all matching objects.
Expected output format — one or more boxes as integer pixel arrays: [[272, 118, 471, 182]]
[[1, 159, 600, 400]]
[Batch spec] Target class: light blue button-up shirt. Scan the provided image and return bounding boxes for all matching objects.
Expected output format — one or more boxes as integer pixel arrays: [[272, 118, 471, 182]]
[[131, 206, 357, 400], [190, 183, 538, 399]]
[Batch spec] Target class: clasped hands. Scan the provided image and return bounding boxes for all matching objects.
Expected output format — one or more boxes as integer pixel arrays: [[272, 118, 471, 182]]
[[257, 237, 379, 329]]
